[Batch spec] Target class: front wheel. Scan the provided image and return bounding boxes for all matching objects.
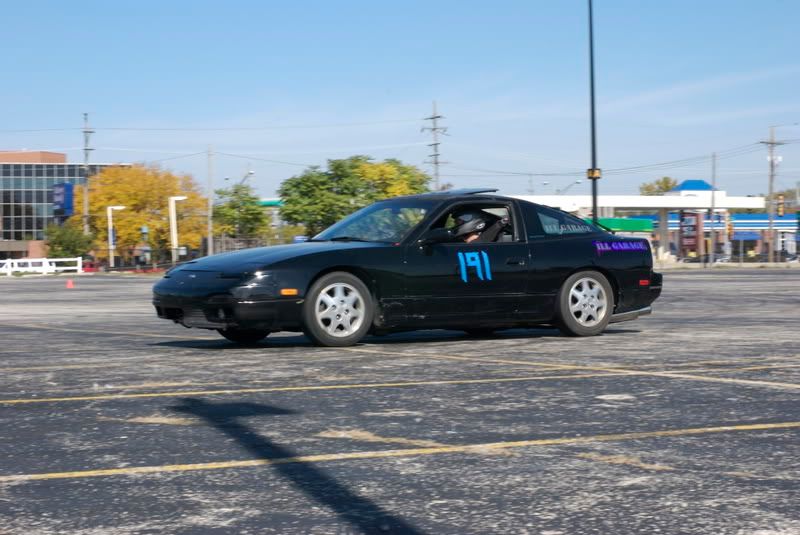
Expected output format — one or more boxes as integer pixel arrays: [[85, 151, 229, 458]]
[[302, 272, 373, 347], [555, 271, 614, 337], [217, 328, 270, 344]]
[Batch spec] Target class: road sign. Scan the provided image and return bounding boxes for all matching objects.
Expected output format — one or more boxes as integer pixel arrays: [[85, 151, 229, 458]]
[[52, 183, 74, 218]]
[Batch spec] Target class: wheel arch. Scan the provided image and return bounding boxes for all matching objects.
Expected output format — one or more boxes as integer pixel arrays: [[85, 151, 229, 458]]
[[306, 266, 379, 301]]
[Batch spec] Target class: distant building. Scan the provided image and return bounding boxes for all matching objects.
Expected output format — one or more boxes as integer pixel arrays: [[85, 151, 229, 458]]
[[0, 151, 124, 259]]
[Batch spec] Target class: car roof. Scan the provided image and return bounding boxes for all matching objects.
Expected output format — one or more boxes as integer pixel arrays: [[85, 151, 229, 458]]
[[422, 188, 499, 196], [391, 188, 519, 203]]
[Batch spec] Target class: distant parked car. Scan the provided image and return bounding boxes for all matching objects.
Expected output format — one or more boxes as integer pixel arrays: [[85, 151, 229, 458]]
[[746, 252, 798, 263], [681, 254, 732, 264], [82, 260, 101, 273]]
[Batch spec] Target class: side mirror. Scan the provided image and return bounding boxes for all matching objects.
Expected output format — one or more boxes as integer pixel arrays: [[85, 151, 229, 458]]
[[418, 228, 453, 246]]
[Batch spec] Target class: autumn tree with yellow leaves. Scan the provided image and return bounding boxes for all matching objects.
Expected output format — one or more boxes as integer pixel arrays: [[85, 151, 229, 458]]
[[71, 165, 207, 262], [278, 156, 430, 235]]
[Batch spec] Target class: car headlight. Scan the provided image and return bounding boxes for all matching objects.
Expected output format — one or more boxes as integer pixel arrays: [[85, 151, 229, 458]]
[[241, 270, 272, 288]]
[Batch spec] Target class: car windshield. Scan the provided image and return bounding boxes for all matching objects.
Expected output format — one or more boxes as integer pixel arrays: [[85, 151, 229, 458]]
[[314, 199, 439, 243]]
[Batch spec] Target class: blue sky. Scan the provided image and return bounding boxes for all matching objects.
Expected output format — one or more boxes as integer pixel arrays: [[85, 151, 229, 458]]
[[2, 0, 799, 197]]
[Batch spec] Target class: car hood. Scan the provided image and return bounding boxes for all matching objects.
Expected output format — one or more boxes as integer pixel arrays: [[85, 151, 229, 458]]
[[175, 241, 386, 273]]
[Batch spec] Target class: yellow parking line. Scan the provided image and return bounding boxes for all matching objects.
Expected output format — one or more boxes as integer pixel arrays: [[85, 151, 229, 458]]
[[4, 360, 800, 405], [702, 363, 800, 373], [0, 323, 213, 340], [347, 348, 800, 390], [0, 372, 631, 405], [1, 421, 797, 483], [0, 364, 118, 372]]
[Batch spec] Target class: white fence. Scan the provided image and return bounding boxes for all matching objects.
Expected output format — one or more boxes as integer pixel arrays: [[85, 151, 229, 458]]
[[0, 257, 83, 276]]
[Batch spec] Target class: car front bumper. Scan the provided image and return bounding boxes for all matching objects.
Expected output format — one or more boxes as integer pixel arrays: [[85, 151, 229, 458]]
[[153, 293, 304, 331]]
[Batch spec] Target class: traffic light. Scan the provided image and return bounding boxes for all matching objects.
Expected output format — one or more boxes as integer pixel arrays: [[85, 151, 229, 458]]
[[777, 194, 785, 217], [726, 214, 734, 238]]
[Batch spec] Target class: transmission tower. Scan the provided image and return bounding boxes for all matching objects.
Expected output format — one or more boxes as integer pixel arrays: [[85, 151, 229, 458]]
[[422, 101, 447, 190], [82, 113, 94, 235]]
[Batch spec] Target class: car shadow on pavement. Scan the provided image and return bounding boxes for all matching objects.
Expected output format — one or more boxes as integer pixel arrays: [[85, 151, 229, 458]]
[[170, 398, 426, 535], [151, 327, 640, 350]]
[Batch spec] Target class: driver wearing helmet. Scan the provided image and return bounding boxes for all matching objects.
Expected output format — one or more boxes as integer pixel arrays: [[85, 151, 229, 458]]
[[451, 209, 511, 243], [452, 209, 489, 243]]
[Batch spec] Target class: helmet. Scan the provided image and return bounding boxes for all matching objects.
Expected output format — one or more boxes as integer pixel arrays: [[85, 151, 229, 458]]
[[452, 210, 489, 238]]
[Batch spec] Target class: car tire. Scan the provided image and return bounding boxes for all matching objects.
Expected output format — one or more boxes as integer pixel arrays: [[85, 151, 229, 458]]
[[217, 328, 270, 344], [555, 270, 614, 337], [302, 272, 373, 347]]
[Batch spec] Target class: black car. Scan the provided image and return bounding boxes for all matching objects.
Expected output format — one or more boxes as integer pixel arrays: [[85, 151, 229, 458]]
[[153, 189, 662, 346]]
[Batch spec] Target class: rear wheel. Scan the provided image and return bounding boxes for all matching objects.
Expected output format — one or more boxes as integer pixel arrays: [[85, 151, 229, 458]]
[[217, 328, 270, 344], [556, 271, 613, 336], [302, 272, 373, 347]]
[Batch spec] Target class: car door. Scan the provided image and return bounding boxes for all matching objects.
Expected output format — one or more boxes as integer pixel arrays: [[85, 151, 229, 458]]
[[402, 200, 530, 324], [518, 202, 604, 320]]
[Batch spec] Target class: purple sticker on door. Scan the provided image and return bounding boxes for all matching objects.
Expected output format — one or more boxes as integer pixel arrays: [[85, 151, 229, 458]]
[[594, 241, 648, 254]]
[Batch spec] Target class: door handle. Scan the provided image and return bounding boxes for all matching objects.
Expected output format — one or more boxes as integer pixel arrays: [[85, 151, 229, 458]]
[[506, 257, 526, 266]]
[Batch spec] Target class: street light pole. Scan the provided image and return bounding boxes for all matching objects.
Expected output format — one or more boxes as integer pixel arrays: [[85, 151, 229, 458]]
[[587, 0, 601, 223], [709, 152, 717, 265], [557, 180, 583, 195], [761, 122, 798, 262], [169, 195, 188, 265], [106, 205, 125, 268], [207, 145, 214, 257]]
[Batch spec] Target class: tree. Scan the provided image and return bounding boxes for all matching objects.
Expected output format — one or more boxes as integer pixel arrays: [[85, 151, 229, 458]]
[[45, 220, 94, 258], [279, 156, 431, 235], [71, 165, 208, 262], [213, 183, 268, 237], [639, 177, 678, 195]]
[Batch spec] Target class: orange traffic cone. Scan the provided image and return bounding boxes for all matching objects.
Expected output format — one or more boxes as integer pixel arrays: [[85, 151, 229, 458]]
[[65, 279, 75, 289]]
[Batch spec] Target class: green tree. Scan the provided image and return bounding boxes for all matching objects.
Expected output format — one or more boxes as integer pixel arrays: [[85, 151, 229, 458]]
[[639, 177, 679, 195], [278, 156, 431, 235], [45, 220, 94, 258], [213, 183, 268, 237]]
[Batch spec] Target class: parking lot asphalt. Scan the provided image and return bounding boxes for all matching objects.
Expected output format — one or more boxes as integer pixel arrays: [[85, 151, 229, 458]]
[[0, 269, 798, 535]]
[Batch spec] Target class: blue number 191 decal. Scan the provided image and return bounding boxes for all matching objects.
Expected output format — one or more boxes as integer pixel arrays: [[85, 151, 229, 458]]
[[457, 251, 492, 283]]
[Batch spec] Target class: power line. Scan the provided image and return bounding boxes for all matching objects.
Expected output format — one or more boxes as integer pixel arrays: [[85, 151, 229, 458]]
[[215, 151, 310, 167], [144, 151, 208, 164], [446, 142, 766, 179], [0, 128, 81, 133], [0, 118, 422, 133]]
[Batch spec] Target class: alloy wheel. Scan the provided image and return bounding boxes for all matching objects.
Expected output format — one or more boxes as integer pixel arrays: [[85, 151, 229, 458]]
[[315, 282, 364, 337], [568, 277, 608, 327]]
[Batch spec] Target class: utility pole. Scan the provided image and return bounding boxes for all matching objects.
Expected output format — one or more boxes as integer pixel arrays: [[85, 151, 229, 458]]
[[586, 0, 601, 223], [206, 145, 214, 256], [82, 113, 94, 235], [422, 101, 447, 190], [709, 152, 717, 265], [760, 127, 784, 263]]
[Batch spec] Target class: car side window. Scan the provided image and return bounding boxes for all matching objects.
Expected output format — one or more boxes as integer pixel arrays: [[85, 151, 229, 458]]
[[429, 202, 518, 243], [522, 203, 598, 240]]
